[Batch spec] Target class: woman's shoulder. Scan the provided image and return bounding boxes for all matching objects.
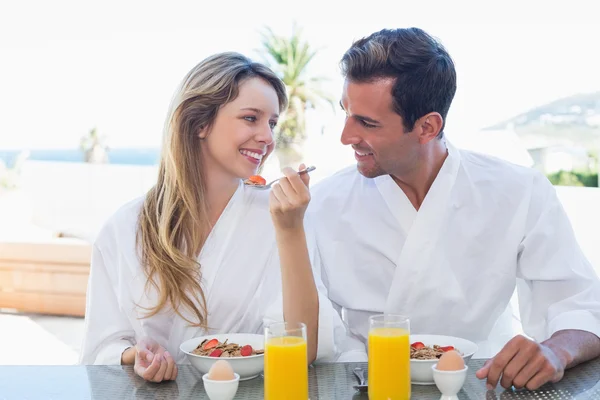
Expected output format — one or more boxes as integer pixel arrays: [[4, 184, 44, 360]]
[[94, 196, 145, 251]]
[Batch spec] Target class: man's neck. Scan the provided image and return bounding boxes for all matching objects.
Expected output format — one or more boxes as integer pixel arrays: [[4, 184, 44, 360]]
[[391, 140, 449, 211]]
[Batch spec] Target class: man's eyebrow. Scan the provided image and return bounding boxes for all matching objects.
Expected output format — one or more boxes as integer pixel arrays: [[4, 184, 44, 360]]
[[339, 101, 380, 124], [354, 114, 380, 124]]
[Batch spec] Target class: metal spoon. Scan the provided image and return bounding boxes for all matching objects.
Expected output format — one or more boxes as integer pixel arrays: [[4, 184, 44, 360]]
[[353, 367, 368, 392], [245, 166, 316, 190]]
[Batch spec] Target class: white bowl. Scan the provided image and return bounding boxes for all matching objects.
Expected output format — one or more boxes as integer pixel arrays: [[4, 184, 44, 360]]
[[180, 333, 265, 380], [202, 372, 240, 400], [410, 334, 478, 385]]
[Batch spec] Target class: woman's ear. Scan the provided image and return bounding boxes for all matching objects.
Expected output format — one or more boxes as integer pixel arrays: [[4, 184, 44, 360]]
[[198, 125, 207, 139]]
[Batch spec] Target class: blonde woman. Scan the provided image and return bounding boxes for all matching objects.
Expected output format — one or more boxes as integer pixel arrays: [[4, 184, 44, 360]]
[[79, 52, 344, 382]]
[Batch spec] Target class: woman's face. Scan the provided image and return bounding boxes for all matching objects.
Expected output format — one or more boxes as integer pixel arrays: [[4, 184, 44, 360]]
[[200, 77, 280, 182]]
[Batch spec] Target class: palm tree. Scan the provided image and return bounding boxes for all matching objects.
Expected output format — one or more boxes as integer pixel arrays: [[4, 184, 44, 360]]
[[0, 150, 29, 191], [80, 128, 109, 164], [258, 23, 335, 150]]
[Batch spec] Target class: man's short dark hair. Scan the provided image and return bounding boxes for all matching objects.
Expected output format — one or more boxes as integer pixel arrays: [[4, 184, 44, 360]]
[[340, 27, 457, 137]]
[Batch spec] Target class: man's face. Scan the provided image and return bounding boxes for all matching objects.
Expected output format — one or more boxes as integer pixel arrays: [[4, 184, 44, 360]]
[[339, 78, 422, 179]]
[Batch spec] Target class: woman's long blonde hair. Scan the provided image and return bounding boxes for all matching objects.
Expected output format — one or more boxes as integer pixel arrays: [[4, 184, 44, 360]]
[[137, 52, 288, 328]]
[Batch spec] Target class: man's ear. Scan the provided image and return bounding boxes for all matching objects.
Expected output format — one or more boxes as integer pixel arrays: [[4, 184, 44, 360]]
[[417, 112, 443, 144]]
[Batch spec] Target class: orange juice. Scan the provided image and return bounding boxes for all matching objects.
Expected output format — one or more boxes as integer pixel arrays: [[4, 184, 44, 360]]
[[264, 336, 308, 400], [368, 327, 411, 400]]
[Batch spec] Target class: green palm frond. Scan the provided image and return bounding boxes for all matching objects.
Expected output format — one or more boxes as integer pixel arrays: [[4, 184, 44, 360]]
[[258, 23, 333, 148]]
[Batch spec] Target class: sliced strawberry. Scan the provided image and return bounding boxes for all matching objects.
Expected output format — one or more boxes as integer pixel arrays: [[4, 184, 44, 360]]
[[203, 339, 219, 350], [240, 345, 253, 357], [209, 349, 223, 357], [248, 175, 266, 185], [411, 342, 425, 349], [439, 346, 454, 352]]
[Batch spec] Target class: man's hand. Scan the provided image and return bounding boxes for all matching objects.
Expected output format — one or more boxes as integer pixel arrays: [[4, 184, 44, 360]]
[[476, 335, 565, 391]]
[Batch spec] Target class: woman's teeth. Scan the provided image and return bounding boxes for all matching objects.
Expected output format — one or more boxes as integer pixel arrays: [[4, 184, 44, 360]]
[[240, 150, 262, 160]]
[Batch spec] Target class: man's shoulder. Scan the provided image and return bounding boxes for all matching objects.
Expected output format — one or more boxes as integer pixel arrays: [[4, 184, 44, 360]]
[[311, 165, 364, 197], [457, 147, 541, 186]]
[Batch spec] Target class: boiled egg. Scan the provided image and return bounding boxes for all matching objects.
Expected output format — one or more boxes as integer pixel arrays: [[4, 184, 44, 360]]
[[207, 360, 235, 381], [436, 350, 465, 371]]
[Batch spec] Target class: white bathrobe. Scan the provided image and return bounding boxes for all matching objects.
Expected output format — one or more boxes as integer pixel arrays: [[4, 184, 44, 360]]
[[308, 141, 600, 359], [79, 181, 345, 365]]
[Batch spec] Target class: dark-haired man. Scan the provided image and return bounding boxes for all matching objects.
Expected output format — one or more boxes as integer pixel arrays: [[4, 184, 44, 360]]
[[309, 27, 600, 390]]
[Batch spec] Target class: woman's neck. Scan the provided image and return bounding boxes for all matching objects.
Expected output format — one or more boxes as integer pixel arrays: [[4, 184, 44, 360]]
[[204, 171, 241, 227]]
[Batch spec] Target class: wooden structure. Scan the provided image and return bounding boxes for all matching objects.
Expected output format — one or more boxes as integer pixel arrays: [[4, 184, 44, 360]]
[[0, 239, 91, 316]]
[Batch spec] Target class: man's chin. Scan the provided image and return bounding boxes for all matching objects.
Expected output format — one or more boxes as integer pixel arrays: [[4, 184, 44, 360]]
[[356, 162, 384, 179]]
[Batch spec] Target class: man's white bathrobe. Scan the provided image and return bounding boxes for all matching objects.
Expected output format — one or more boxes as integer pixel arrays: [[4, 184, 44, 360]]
[[79, 181, 345, 365], [308, 141, 600, 360]]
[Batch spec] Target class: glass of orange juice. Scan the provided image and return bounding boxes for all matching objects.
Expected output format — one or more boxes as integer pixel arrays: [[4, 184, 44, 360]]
[[368, 314, 411, 400], [264, 321, 308, 400]]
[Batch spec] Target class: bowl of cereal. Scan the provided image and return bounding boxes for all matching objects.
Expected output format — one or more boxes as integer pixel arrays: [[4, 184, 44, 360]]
[[409, 334, 478, 385], [180, 333, 264, 380]]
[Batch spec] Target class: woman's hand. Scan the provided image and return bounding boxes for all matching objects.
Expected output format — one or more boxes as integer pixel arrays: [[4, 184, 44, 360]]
[[133, 337, 178, 382], [269, 164, 311, 231]]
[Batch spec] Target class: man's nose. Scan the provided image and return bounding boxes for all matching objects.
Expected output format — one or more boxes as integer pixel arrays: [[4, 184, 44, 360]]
[[340, 120, 360, 146]]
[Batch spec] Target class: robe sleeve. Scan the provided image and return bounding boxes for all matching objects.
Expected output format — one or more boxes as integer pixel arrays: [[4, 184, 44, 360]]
[[310, 218, 368, 363], [79, 243, 136, 365], [308, 234, 353, 362], [262, 217, 352, 363], [516, 171, 600, 341], [313, 245, 369, 362]]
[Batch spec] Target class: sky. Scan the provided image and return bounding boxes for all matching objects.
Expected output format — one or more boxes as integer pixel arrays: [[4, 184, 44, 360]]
[[1, 0, 599, 149]]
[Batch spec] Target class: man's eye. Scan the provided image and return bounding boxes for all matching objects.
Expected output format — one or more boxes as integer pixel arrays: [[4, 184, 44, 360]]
[[360, 120, 377, 128]]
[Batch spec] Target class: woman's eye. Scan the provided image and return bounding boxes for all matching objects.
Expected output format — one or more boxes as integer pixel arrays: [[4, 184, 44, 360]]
[[244, 116, 257, 122], [269, 121, 277, 129]]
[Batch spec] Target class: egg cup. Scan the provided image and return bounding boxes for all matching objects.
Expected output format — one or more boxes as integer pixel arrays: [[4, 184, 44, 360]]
[[202, 373, 240, 400], [431, 364, 468, 400]]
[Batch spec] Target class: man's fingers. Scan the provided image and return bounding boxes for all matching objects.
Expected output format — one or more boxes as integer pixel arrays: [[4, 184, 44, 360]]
[[524, 354, 564, 390], [475, 359, 492, 379], [511, 351, 546, 389], [525, 367, 556, 391], [500, 348, 533, 389], [485, 339, 521, 389]]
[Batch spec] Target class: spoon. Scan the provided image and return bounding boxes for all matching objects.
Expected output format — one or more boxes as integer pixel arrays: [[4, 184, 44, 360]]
[[245, 166, 316, 190], [352, 367, 368, 392]]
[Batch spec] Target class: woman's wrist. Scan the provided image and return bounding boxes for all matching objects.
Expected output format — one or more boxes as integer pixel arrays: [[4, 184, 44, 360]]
[[121, 346, 136, 365], [274, 224, 305, 238]]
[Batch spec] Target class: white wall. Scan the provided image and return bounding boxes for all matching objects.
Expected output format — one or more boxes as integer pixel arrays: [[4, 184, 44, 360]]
[[19, 161, 158, 241], [555, 186, 600, 270], [13, 160, 600, 275]]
